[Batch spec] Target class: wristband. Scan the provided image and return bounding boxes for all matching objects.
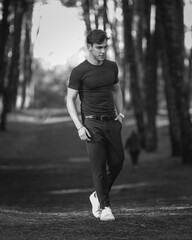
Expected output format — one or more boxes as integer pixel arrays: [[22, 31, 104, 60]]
[[119, 113, 125, 119], [77, 125, 84, 131]]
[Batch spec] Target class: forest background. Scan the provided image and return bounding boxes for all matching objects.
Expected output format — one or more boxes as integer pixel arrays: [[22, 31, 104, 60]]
[[0, 0, 192, 165]]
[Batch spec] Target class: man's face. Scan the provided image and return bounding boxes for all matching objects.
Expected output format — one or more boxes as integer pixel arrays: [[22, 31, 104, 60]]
[[88, 40, 108, 62]]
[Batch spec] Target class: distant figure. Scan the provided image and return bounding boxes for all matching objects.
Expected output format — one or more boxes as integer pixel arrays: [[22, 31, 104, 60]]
[[125, 130, 141, 167]]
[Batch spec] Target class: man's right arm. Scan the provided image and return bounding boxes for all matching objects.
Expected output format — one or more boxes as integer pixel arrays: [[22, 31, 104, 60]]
[[66, 88, 91, 141], [66, 88, 83, 130]]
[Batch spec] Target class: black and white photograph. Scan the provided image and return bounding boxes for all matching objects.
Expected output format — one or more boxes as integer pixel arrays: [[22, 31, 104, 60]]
[[0, 0, 192, 239]]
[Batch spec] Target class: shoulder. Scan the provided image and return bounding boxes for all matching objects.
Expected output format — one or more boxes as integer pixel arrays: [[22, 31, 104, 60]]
[[71, 60, 88, 74], [104, 60, 118, 76], [105, 59, 117, 66], [104, 60, 118, 70]]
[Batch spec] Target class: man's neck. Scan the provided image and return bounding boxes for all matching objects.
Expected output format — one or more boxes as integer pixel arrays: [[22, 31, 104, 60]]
[[87, 55, 104, 66]]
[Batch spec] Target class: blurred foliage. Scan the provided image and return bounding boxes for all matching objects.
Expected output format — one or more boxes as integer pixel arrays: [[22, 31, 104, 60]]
[[31, 58, 71, 108]]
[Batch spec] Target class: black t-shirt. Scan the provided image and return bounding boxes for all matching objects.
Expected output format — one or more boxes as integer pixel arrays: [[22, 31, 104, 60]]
[[68, 59, 119, 116]]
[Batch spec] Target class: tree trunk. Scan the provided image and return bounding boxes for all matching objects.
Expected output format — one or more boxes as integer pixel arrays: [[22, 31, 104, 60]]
[[0, 0, 10, 95], [0, 0, 24, 130], [21, 3, 33, 108], [12, 1, 25, 106], [133, 0, 145, 90], [102, 0, 108, 31], [143, 0, 158, 151], [156, 3, 181, 156], [158, 0, 192, 164], [189, 49, 192, 89], [122, 0, 145, 147], [82, 0, 91, 33]]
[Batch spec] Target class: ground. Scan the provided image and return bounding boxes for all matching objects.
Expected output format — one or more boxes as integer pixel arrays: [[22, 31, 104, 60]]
[[0, 109, 192, 240]]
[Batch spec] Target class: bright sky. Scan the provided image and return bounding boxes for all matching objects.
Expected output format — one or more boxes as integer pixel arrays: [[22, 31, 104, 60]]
[[184, 0, 192, 50], [32, 0, 192, 67], [32, 0, 86, 67]]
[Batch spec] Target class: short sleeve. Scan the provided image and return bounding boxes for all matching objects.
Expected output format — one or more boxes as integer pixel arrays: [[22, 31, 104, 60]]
[[68, 68, 81, 90]]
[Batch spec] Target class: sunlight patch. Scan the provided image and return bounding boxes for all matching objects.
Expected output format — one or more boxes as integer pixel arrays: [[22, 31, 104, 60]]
[[0, 164, 66, 170], [0, 208, 90, 223], [120, 205, 192, 217], [69, 157, 89, 163], [48, 182, 151, 195]]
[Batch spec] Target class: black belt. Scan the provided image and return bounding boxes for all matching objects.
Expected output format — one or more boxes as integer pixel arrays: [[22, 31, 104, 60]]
[[85, 115, 115, 121]]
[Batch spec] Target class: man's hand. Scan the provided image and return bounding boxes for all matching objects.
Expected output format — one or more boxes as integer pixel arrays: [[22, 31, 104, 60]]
[[115, 113, 124, 124], [78, 126, 91, 141]]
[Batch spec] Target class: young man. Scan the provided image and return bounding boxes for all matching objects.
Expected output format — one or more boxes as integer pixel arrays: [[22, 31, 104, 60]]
[[66, 29, 125, 221]]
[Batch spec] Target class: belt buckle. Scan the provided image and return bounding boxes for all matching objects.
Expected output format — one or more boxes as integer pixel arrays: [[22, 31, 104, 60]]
[[100, 115, 108, 121], [85, 115, 94, 119]]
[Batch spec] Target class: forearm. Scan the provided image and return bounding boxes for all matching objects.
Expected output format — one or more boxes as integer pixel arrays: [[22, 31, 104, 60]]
[[66, 98, 83, 130], [66, 86, 91, 141], [113, 89, 124, 115], [67, 94, 92, 141]]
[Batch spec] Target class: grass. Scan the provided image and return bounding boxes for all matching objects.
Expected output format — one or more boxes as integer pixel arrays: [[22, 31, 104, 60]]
[[0, 109, 192, 239]]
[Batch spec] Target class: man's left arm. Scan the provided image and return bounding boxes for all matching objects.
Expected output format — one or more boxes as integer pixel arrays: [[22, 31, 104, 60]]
[[113, 82, 125, 123]]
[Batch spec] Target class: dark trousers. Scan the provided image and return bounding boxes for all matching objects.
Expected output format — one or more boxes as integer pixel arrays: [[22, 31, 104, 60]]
[[129, 150, 140, 165], [84, 118, 125, 209]]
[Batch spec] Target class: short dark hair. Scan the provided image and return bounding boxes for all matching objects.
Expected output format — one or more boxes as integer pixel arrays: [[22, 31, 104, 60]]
[[86, 29, 109, 45]]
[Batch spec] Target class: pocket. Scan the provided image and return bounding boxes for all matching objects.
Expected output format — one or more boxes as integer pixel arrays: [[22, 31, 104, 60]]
[[84, 119, 102, 142], [115, 119, 122, 128]]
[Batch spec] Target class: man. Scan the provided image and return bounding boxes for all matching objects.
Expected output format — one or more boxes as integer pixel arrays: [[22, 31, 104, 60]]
[[125, 130, 141, 167], [66, 29, 125, 221]]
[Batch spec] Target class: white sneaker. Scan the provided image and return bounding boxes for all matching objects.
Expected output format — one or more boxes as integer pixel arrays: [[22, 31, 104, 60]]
[[89, 191, 102, 218], [100, 207, 115, 221]]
